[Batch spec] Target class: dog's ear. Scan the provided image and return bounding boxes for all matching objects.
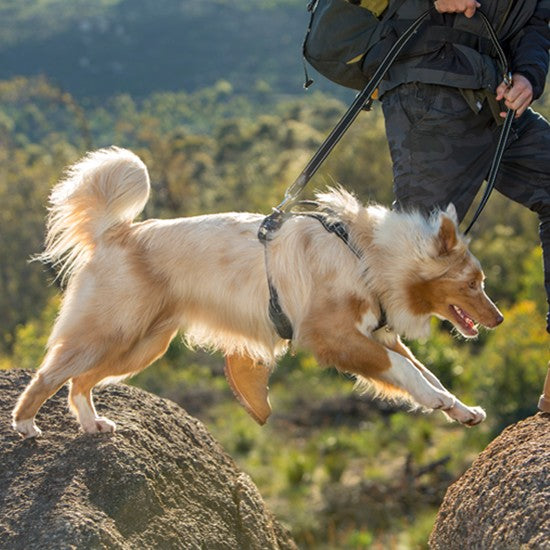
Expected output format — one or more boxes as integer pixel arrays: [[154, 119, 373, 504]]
[[437, 212, 458, 256], [445, 203, 458, 224]]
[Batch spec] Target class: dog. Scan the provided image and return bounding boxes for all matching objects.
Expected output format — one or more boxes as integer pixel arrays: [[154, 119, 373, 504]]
[[12, 147, 503, 437]]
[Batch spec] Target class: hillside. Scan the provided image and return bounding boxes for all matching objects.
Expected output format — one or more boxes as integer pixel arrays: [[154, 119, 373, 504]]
[[0, 0, 316, 99]]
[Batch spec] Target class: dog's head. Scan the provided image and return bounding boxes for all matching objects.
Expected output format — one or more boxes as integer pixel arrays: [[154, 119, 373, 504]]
[[315, 189, 503, 339], [406, 205, 503, 338]]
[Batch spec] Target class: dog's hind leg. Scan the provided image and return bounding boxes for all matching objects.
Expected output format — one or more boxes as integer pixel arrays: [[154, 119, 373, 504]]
[[12, 342, 105, 438], [69, 328, 177, 433], [69, 372, 117, 434], [12, 374, 65, 438], [224, 353, 272, 425]]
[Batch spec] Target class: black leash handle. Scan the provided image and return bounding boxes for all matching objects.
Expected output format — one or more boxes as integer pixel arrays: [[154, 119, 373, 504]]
[[463, 9, 515, 234], [464, 107, 515, 234], [275, 7, 514, 230], [460, 9, 516, 234]]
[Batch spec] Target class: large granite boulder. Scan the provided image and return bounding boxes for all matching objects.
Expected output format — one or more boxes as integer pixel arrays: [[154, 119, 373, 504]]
[[430, 413, 550, 549], [0, 369, 296, 550]]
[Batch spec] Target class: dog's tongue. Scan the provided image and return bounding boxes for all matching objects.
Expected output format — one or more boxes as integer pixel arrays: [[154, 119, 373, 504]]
[[451, 305, 478, 336]]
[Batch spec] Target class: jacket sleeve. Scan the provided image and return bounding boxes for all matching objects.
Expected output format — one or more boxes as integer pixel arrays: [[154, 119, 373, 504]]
[[509, 1, 550, 100]]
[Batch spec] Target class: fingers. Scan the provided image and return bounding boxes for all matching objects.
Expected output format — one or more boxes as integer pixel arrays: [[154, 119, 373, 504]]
[[496, 74, 533, 118], [499, 101, 530, 118], [505, 89, 531, 116], [495, 82, 508, 102], [464, 1, 481, 18], [434, 0, 480, 18]]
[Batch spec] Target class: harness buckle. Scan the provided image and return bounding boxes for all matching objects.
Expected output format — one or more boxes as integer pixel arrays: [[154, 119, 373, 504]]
[[258, 209, 285, 243]]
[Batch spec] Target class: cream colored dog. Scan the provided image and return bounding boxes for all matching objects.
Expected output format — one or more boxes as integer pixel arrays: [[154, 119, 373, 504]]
[[13, 147, 503, 437]]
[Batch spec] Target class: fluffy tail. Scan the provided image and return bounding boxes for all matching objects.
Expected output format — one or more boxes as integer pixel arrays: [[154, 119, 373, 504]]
[[39, 147, 150, 282]]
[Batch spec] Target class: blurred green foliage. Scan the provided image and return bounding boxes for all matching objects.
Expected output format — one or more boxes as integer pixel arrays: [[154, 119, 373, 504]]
[[1, 75, 549, 548]]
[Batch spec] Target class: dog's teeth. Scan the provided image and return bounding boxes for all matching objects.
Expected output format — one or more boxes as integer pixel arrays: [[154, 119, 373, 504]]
[[452, 305, 475, 329]]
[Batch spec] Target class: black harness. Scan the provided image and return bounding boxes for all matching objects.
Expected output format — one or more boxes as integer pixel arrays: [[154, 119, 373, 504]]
[[257, 210, 294, 340], [258, 207, 387, 340]]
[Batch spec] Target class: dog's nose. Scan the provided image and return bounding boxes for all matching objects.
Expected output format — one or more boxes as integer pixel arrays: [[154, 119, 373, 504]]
[[494, 313, 504, 326]]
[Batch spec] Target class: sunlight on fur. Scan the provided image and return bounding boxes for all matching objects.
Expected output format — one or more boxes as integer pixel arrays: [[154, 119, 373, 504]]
[[13, 147, 503, 437]]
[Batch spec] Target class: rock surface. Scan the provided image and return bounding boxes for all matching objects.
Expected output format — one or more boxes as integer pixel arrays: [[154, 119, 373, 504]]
[[430, 413, 550, 549], [0, 369, 297, 550]]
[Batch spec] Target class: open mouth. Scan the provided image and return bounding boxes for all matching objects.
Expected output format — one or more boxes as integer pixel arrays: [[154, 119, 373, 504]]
[[449, 305, 478, 337]]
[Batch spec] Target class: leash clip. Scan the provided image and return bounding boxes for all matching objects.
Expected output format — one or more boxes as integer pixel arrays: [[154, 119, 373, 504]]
[[258, 208, 285, 243], [503, 71, 513, 87]]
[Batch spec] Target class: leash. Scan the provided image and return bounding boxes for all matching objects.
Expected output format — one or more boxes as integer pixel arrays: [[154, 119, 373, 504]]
[[463, 107, 515, 234], [275, 7, 514, 224], [259, 7, 515, 339], [276, 7, 433, 214], [462, 7, 516, 234]]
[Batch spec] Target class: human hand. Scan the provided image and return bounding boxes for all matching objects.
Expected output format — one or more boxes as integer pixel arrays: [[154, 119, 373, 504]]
[[434, 0, 480, 18], [495, 73, 533, 118]]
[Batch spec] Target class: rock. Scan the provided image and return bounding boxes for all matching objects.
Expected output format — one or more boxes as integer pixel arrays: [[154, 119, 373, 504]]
[[430, 413, 550, 549], [0, 370, 296, 550]]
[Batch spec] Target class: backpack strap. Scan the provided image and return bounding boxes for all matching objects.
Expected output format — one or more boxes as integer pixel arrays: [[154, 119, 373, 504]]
[[361, 0, 410, 60], [386, 21, 494, 58]]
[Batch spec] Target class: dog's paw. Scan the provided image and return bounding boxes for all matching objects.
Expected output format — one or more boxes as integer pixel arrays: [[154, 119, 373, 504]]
[[13, 418, 42, 439], [445, 403, 486, 426], [82, 417, 116, 434], [430, 391, 456, 412], [462, 406, 486, 426]]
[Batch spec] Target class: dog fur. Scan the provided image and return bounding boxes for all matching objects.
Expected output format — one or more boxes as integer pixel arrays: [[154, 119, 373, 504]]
[[12, 147, 503, 437]]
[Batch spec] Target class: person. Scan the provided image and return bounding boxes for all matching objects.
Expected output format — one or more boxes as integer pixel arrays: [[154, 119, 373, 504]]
[[372, 0, 550, 333]]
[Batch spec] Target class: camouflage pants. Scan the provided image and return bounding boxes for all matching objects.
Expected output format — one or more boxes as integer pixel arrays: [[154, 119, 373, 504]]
[[381, 82, 550, 331]]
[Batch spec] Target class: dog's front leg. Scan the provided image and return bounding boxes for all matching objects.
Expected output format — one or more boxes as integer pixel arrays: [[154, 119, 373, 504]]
[[302, 317, 456, 413], [386, 337, 486, 426]]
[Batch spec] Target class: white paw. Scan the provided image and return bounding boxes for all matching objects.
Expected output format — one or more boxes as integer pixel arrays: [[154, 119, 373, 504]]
[[13, 418, 42, 439], [82, 417, 117, 434], [430, 391, 456, 411], [445, 404, 486, 426]]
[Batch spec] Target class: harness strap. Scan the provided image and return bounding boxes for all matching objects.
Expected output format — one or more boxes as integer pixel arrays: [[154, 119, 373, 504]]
[[387, 23, 493, 58], [267, 282, 294, 340], [303, 212, 388, 331], [300, 212, 389, 332], [259, 210, 388, 339], [258, 210, 294, 340], [299, 212, 362, 259]]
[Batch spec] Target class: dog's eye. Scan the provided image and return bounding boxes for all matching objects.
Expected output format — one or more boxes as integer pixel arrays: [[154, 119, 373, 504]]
[[468, 280, 477, 289]]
